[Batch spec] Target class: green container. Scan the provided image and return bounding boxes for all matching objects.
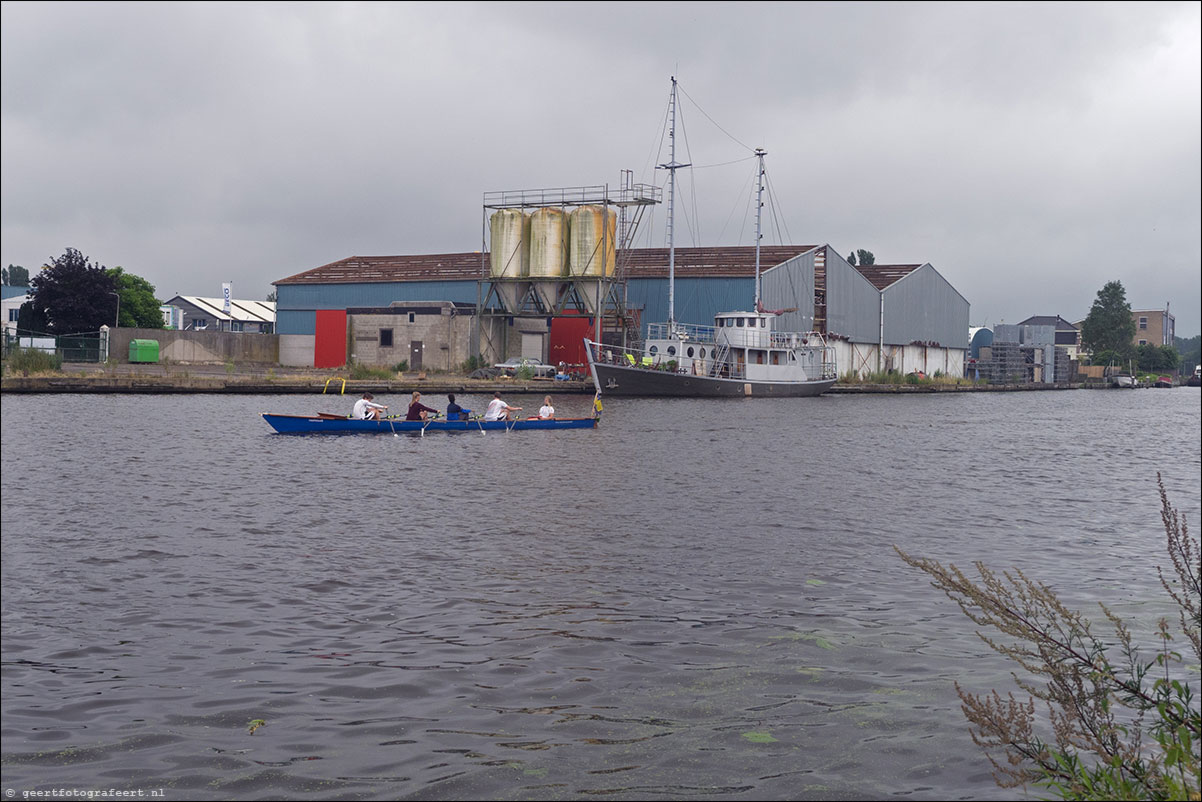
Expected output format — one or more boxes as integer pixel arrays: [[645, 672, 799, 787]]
[[129, 339, 160, 363]]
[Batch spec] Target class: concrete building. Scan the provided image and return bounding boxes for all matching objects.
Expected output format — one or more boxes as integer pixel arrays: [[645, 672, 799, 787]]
[[1017, 315, 1082, 359], [975, 323, 1073, 384], [345, 301, 478, 373], [1132, 306, 1174, 347]]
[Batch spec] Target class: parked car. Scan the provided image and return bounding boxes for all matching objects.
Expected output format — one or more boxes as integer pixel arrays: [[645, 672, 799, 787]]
[[494, 357, 556, 377]]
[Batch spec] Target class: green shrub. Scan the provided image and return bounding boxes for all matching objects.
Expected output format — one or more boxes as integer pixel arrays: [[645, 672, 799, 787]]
[[896, 474, 1199, 800], [349, 362, 394, 380], [6, 347, 62, 374], [392, 360, 409, 373]]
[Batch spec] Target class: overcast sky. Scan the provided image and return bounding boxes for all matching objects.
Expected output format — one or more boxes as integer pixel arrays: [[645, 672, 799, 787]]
[[3, 1, 1199, 335]]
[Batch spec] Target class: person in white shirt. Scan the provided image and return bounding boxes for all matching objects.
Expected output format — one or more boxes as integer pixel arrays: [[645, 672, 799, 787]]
[[538, 395, 555, 419], [484, 392, 521, 421], [352, 392, 387, 420]]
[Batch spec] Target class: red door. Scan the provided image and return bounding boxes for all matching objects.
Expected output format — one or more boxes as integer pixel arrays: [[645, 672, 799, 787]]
[[549, 316, 594, 375], [314, 310, 347, 368]]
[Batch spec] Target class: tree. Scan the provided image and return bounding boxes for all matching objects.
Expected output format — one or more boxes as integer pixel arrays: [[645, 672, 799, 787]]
[[897, 475, 1199, 800], [107, 267, 164, 329], [846, 252, 857, 266], [266, 290, 277, 302], [16, 300, 48, 333], [1080, 281, 1136, 362], [1175, 334, 1200, 373], [856, 249, 875, 266], [3, 264, 30, 286], [28, 248, 118, 334], [1136, 344, 1180, 374]]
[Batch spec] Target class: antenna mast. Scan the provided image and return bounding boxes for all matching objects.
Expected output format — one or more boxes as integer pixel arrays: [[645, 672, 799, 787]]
[[754, 148, 766, 310], [657, 77, 690, 327]]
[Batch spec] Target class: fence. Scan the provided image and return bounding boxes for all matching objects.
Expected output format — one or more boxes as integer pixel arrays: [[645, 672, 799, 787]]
[[3, 328, 280, 365], [3, 329, 103, 362]]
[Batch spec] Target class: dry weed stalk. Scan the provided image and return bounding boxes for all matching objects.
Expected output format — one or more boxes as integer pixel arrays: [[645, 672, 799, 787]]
[[896, 474, 1200, 800]]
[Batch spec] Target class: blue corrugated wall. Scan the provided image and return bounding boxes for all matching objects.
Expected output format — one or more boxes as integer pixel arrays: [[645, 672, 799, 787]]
[[277, 278, 758, 336]]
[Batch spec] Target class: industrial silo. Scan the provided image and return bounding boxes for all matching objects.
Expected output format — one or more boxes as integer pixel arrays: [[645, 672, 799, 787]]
[[528, 207, 568, 310], [489, 209, 528, 278], [489, 209, 529, 313], [568, 205, 616, 277]]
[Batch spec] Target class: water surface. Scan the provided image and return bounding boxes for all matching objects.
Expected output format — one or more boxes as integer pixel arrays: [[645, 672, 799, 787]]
[[3, 388, 1199, 800]]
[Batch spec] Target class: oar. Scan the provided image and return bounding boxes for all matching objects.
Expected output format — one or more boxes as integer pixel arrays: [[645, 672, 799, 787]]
[[420, 412, 441, 437], [476, 414, 486, 436]]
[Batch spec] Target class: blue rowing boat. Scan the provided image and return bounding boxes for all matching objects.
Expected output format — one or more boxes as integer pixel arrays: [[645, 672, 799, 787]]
[[263, 413, 599, 434]]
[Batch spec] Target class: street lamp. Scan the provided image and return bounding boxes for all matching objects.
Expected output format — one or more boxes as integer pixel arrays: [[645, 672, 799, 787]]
[[110, 291, 120, 328]]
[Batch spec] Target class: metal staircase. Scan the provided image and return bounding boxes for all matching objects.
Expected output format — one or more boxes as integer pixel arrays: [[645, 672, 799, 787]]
[[709, 343, 730, 376]]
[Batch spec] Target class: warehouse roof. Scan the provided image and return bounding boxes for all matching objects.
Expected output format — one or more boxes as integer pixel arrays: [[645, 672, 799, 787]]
[[165, 295, 276, 324], [275, 246, 825, 285], [852, 264, 925, 290]]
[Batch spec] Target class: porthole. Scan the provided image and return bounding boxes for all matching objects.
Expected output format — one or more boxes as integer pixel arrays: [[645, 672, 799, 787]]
[[686, 346, 695, 358], [649, 345, 658, 355], [667, 346, 676, 356]]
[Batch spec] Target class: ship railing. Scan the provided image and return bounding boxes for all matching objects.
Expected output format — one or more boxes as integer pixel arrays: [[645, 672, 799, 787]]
[[586, 339, 708, 375], [645, 321, 717, 343]]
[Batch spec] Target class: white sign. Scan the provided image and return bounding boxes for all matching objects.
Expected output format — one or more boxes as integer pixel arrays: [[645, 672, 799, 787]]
[[222, 282, 232, 314]]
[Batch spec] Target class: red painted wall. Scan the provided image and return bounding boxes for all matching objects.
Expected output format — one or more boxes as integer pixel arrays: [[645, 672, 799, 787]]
[[549, 316, 594, 374], [314, 310, 347, 368]]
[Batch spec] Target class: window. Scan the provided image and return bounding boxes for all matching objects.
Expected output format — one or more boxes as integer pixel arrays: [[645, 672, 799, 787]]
[[380, 328, 394, 348], [736, 318, 745, 327], [193, 318, 207, 330], [408, 312, 416, 323], [649, 345, 658, 355], [1139, 317, 1148, 329], [1139, 339, 1147, 346], [686, 346, 695, 358], [8, 309, 18, 323], [667, 345, 676, 356]]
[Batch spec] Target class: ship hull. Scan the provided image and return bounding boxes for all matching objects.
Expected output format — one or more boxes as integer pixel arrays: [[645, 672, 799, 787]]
[[590, 361, 835, 397]]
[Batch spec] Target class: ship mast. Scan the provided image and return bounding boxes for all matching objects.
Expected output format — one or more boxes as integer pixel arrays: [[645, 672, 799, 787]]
[[754, 147, 766, 311], [657, 77, 690, 329]]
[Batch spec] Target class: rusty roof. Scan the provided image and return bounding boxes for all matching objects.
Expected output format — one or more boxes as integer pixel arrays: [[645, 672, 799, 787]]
[[852, 264, 924, 290], [275, 245, 825, 285]]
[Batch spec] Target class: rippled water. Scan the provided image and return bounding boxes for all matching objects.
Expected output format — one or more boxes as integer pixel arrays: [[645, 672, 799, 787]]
[[3, 388, 1199, 801]]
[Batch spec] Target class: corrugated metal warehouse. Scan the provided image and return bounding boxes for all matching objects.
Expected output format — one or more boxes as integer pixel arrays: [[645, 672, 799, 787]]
[[761, 247, 969, 377], [274, 244, 969, 376]]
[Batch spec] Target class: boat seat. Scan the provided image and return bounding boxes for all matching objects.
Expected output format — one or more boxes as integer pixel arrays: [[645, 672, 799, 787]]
[[625, 354, 637, 365]]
